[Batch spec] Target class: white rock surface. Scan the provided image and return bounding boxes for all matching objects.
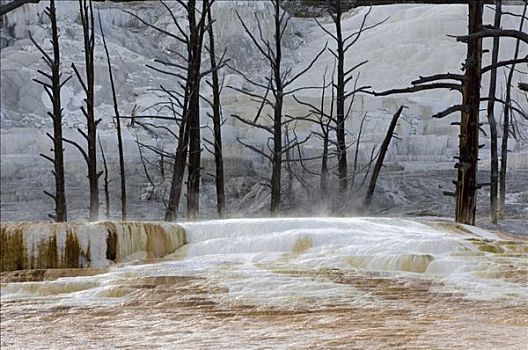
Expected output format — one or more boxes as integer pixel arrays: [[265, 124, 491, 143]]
[[1, 1, 527, 219]]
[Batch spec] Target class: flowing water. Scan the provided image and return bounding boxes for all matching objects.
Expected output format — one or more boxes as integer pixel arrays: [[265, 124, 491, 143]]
[[1, 218, 527, 349]]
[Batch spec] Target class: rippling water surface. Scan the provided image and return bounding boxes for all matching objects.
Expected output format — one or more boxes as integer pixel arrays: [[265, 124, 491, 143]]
[[1, 218, 527, 349]]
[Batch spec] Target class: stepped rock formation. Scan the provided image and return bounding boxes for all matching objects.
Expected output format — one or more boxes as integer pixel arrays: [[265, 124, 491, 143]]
[[0, 221, 186, 271]]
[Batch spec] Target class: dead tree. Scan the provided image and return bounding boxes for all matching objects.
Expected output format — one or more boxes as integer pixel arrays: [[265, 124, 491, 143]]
[[370, 1, 481, 225], [293, 64, 374, 210], [186, 0, 210, 220], [315, 1, 386, 191], [456, 0, 484, 225], [98, 11, 127, 221], [65, 0, 101, 221], [326, 0, 347, 191], [125, 0, 213, 220], [268, 0, 285, 216], [370, 1, 528, 224], [499, 3, 527, 218], [486, 0, 502, 223], [30, 0, 70, 222], [364, 106, 405, 206], [230, 0, 325, 216], [314, 69, 334, 197], [205, 2, 225, 218]]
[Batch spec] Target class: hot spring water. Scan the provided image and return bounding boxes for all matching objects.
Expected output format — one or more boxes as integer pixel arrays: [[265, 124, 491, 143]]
[[1, 218, 527, 349]]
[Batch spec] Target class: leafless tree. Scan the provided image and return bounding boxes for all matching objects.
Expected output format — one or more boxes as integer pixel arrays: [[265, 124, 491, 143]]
[[364, 106, 405, 206], [485, 0, 502, 223], [292, 62, 374, 208], [125, 0, 214, 220], [65, 0, 101, 221], [313, 69, 335, 197], [315, 1, 387, 191], [498, 2, 527, 218], [98, 11, 127, 221], [369, 0, 528, 225], [230, 0, 325, 216], [205, 1, 226, 218], [184, 0, 210, 220], [30, 0, 70, 222]]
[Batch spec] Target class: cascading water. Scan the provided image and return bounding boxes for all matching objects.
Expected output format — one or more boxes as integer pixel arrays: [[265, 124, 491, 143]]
[[1, 218, 527, 349]]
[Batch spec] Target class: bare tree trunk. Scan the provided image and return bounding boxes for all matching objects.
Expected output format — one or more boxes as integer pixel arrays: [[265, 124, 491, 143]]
[[364, 106, 404, 206], [164, 0, 207, 222], [98, 138, 110, 219], [164, 77, 190, 221], [499, 3, 527, 219], [318, 1, 380, 193], [270, 0, 284, 217], [186, 84, 201, 220], [85, 0, 98, 222], [334, 0, 348, 191], [455, 0, 483, 225], [499, 82, 512, 220], [233, 0, 322, 216], [70, 0, 99, 221], [486, 0, 501, 224], [206, 3, 225, 218], [366, 1, 523, 225], [270, 103, 283, 216], [186, 0, 207, 220], [123, 1, 212, 221], [165, 124, 189, 221], [98, 11, 127, 221], [31, 0, 68, 222], [49, 0, 67, 222]]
